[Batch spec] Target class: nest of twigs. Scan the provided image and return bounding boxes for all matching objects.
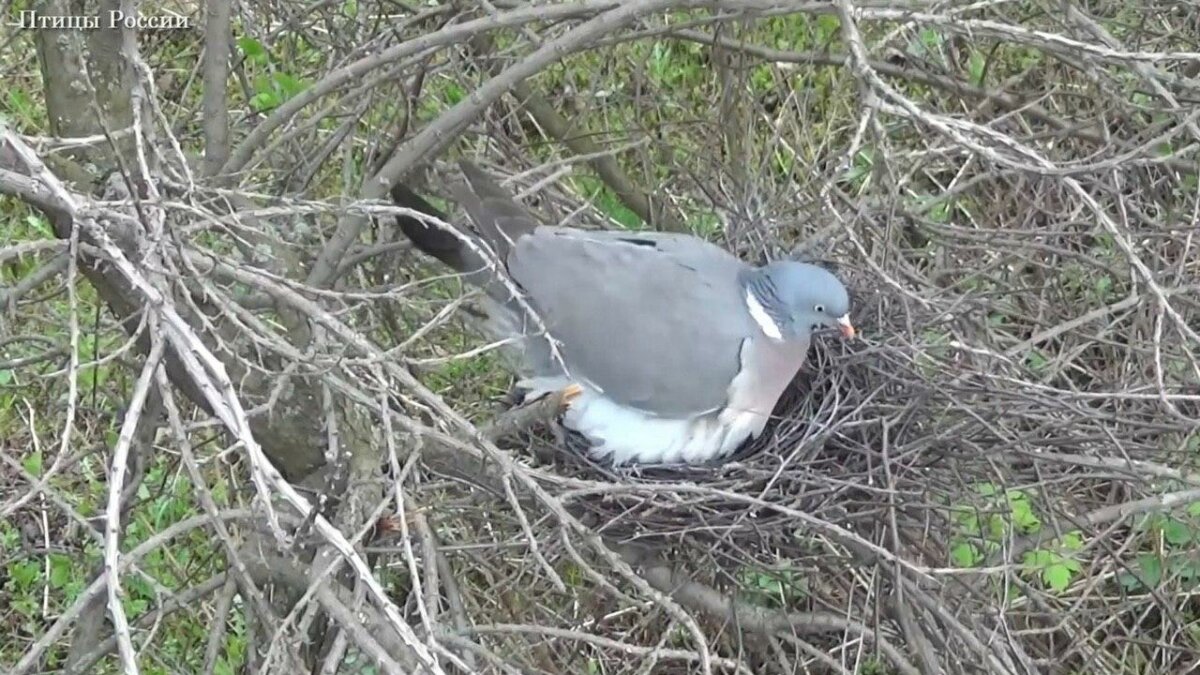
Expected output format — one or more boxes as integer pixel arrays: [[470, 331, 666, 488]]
[[470, 181, 1200, 670]]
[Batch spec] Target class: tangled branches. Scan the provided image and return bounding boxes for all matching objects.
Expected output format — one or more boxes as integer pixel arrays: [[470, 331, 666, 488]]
[[1, 0, 1199, 673]]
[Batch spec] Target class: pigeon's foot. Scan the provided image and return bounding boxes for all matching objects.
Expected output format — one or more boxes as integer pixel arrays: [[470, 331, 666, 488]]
[[549, 383, 583, 448], [559, 383, 583, 409]]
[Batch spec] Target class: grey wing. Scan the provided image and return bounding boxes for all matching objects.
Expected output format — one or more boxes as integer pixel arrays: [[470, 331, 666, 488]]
[[506, 227, 756, 417]]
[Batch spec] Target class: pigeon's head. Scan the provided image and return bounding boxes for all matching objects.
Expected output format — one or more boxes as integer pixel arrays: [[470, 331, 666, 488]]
[[744, 261, 854, 341]]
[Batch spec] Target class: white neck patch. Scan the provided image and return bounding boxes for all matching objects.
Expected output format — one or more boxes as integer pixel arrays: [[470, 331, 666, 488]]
[[745, 291, 783, 340]]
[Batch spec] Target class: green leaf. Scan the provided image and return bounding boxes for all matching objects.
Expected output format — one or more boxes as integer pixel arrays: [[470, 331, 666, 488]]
[[443, 82, 465, 106], [1136, 554, 1163, 588], [1023, 549, 1053, 569], [272, 72, 307, 99], [9, 559, 40, 588], [908, 28, 942, 58], [63, 577, 85, 602], [1117, 570, 1143, 591], [986, 513, 1008, 540], [1060, 530, 1084, 550], [687, 210, 722, 237], [1043, 563, 1073, 592], [842, 162, 869, 185], [649, 42, 670, 82], [591, 188, 641, 230], [237, 37, 268, 64], [1163, 518, 1194, 546], [930, 201, 951, 223], [1179, 560, 1200, 581], [48, 554, 72, 589], [951, 541, 978, 567], [956, 511, 981, 536], [22, 450, 42, 477], [1187, 501, 1200, 518], [25, 214, 53, 237], [0, 525, 18, 548], [968, 51, 986, 85], [1026, 349, 1049, 373], [250, 91, 281, 112], [840, 149, 874, 189], [1011, 503, 1041, 534], [816, 15, 840, 42], [1141, 512, 1168, 533], [7, 89, 32, 115]]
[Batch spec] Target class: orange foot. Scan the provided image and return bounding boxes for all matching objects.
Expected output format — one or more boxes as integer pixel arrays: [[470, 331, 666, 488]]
[[559, 383, 583, 410]]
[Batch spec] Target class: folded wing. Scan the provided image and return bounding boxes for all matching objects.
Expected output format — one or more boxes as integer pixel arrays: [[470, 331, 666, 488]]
[[505, 227, 756, 417]]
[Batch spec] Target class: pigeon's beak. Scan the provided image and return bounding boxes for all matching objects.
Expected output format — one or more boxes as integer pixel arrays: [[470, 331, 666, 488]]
[[836, 314, 856, 339]]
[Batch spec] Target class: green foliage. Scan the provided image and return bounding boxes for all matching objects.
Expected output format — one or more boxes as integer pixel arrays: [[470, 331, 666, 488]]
[[739, 566, 808, 608], [22, 447, 42, 477], [561, 560, 584, 588], [441, 81, 466, 106], [907, 193, 974, 225], [859, 657, 894, 675], [648, 41, 705, 89], [815, 15, 841, 43], [1118, 503, 1200, 593], [1022, 531, 1083, 593], [573, 175, 643, 230], [236, 36, 313, 112], [0, 370, 14, 431], [249, 72, 311, 112], [968, 50, 988, 86], [839, 147, 875, 193], [685, 208, 723, 237], [4, 88, 41, 127], [236, 36, 268, 65], [0, 447, 238, 671], [908, 28, 946, 64], [1025, 348, 1049, 374], [948, 483, 1085, 594], [758, 13, 840, 50]]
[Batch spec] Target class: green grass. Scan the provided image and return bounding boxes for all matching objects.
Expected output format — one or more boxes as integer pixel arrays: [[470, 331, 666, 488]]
[[2, 444, 240, 673], [0, 192, 238, 674]]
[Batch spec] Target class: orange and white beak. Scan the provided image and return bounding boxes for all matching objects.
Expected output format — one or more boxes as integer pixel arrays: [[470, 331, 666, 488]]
[[837, 314, 856, 339]]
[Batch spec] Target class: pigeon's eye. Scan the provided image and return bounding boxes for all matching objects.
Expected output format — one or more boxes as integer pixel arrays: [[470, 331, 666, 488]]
[[814, 304, 825, 314]]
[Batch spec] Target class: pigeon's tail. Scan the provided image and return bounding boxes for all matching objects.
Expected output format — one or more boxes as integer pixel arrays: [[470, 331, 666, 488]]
[[450, 161, 540, 262], [389, 180, 485, 276]]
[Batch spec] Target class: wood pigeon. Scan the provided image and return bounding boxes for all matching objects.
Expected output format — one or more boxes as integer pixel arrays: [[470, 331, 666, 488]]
[[390, 162, 854, 465]]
